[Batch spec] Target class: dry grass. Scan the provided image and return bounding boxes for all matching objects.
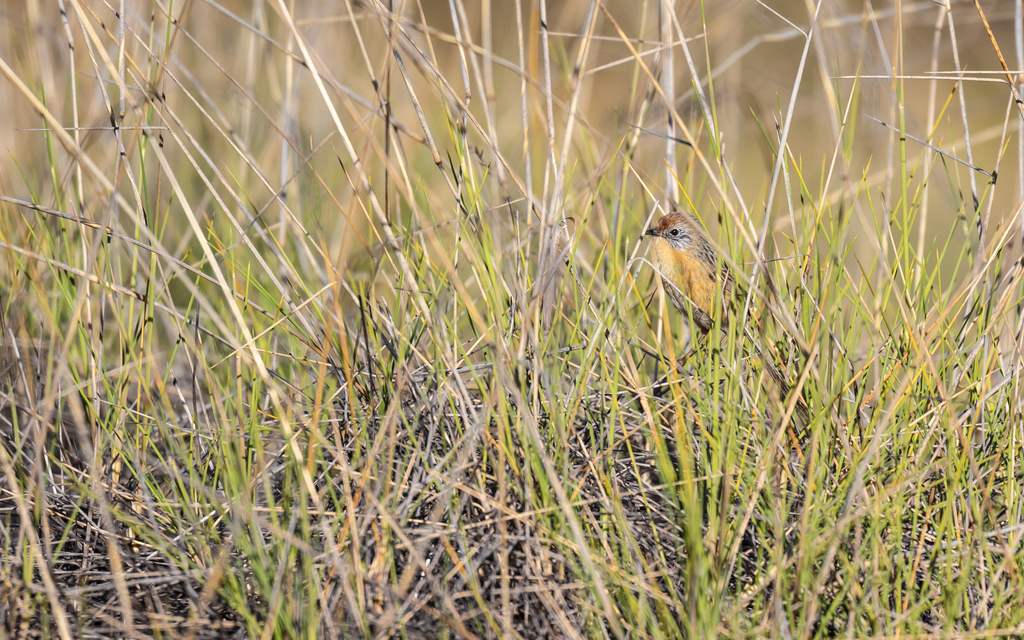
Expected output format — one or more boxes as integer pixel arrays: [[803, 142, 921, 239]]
[[0, 0, 1023, 637]]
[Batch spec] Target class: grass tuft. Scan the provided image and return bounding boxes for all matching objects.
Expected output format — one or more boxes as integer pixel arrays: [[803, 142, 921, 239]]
[[0, 0, 1023, 638]]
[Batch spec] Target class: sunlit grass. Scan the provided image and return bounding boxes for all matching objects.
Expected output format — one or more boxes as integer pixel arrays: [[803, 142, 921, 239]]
[[0, 0, 1022, 638]]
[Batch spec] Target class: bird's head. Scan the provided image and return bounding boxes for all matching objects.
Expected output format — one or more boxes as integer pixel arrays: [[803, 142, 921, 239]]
[[645, 213, 695, 251]]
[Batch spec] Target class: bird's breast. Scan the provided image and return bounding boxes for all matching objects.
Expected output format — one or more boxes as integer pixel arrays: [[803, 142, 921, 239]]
[[651, 239, 728, 334]]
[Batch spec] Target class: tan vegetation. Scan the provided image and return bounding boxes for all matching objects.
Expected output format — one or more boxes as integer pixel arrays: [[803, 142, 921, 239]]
[[0, 0, 1021, 637]]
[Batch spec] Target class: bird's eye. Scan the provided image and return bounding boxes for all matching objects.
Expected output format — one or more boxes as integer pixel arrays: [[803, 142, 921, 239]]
[[669, 229, 679, 237]]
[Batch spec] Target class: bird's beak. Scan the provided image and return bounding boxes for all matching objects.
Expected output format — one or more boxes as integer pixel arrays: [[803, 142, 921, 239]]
[[644, 228, 660, 238]]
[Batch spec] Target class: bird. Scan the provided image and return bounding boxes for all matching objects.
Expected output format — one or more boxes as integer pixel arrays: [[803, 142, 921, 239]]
[[645, 211, 810, 427], [645, 212, 732, 333]]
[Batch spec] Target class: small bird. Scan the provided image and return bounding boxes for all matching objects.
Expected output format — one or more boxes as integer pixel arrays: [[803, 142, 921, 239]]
[[645, 212, 732, 333], [645, 211, 810, 426]]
